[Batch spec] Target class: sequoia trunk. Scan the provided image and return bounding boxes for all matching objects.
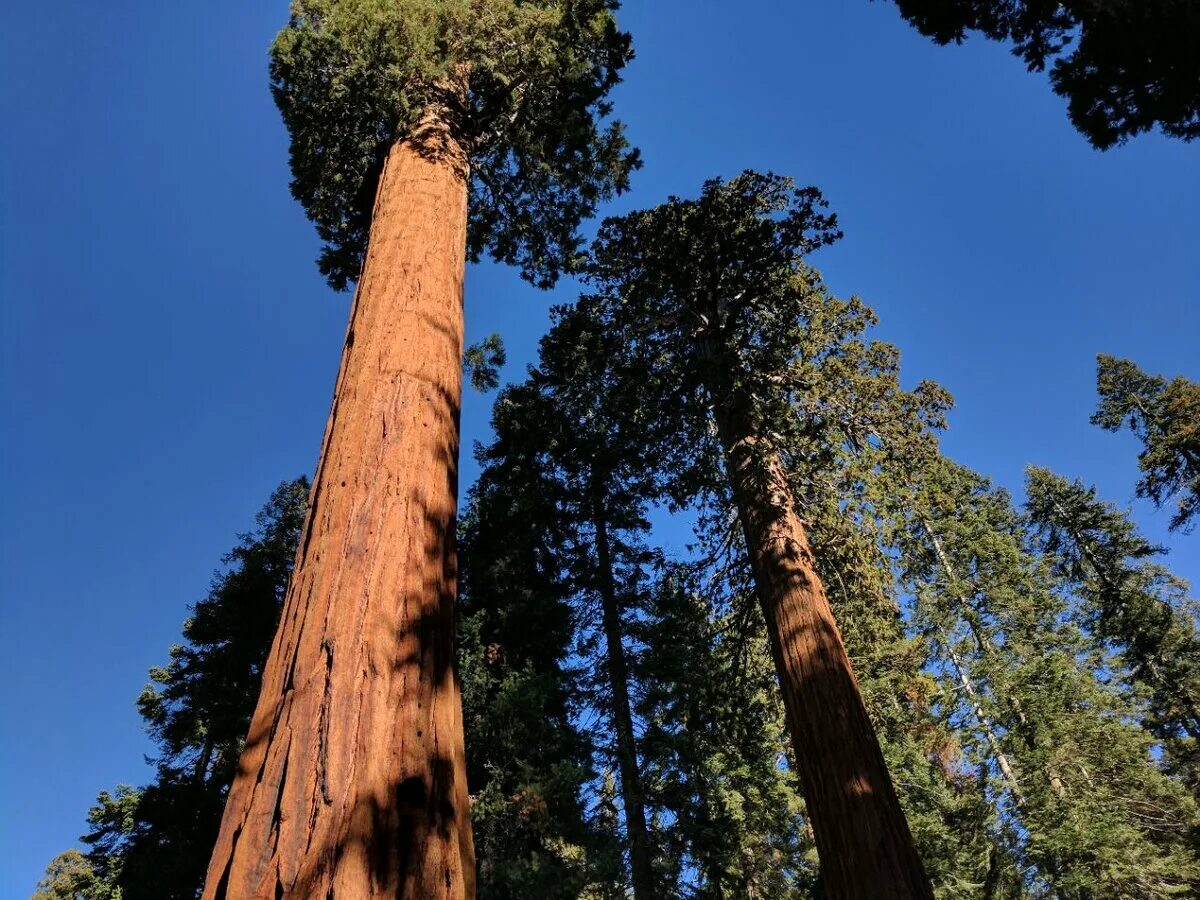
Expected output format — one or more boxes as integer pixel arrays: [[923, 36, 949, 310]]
[[592, 497, 657, 900], [712, 399, 932, 900], [202, 108, 475, 899]]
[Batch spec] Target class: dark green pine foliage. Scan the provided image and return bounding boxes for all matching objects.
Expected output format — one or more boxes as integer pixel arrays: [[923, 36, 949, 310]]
[[269, 0, 639, 289], [463, 309, 821, 897], [895, 457, 1200, 898], [1092, 355, 1200, 532], [458, 388, 624, 899], [884, 0, 1200, 148], [32, 849, 115, 900], [635, 568, 817, 898], [771, 322, 1005, 897], [563, 172, 1000, 894], [1025, 467, 1200, 799], [65, 479, 309, 900], [533, 291, 814, 898]]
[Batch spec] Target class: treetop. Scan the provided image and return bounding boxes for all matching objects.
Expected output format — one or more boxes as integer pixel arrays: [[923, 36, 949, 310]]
[[271, 0, 639, 290]]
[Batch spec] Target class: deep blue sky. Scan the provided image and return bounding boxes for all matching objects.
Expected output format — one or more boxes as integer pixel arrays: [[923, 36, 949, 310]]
[[2, 1, 1196, 893]]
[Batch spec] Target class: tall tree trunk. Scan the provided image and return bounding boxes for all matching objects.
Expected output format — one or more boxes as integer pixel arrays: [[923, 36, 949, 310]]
[[937, 627, 1025, 807], [922, 523, 1067, 802], [711, 397, 932, 900], [202, 104, 475, 900], [591, 496, 657, 900]]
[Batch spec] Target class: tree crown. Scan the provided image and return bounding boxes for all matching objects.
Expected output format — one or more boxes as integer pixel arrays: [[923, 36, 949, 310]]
[[271, 0, 639, 289], [886, 0, 1200, 148]]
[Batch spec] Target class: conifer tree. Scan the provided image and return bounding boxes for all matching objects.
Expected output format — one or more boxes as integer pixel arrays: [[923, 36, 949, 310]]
[[464, 311, 831, 896], [635, 570, 817, 898], [1091, 355, 1200, 531], [471, 367, 667, 899], [457, 387, 623, 899], [895, 457, 1200, 897], [38, 481, 309, 900], [206, 4, 637, 896], [564, 171, 934, 897], [883, 0, 1200, 148], [32, 850, 112, 900], [1025, 467, 1200, 796]]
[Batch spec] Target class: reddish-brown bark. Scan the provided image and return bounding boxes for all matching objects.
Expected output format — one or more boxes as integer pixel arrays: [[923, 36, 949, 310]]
[[714, 399, 933, 900], [201, 107, 475, 899]]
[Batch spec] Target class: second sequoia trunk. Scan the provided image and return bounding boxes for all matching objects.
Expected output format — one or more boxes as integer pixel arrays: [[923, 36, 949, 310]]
[[201, 106, 475, 899], [711, 391, 932, 900]]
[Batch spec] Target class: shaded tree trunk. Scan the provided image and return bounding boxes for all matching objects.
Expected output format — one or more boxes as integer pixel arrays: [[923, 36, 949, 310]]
[[711, 394, 932, 900], [591, 496, 657, 900], [202, 103, 475, 900]]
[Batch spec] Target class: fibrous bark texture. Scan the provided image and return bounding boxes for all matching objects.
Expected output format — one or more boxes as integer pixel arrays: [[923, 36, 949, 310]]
[[202, 110, 476, 899], [715, 401, 933, 900]]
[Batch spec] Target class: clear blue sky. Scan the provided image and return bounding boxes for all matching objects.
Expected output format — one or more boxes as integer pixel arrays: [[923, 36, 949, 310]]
[[1, 1, 1196, 893]]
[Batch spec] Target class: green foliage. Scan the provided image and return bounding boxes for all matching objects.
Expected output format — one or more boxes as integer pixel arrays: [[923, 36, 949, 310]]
[[1026, 467, 1200, 798], [895, 457, 1200, 897], [52, 480, 309, 900], [464, 332, 507, 391], [79, 787, 141, 897], [32, 850, 114, 900], [885, 0, 1200, 148], [636, 572, 817, 897], [459, 389, 624, 898], [270, 0, 638, 289], [1091, 355, 1200, 532]]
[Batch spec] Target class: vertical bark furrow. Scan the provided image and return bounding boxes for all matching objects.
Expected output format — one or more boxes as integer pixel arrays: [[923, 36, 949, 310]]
[[202, 107, 476, 899], [713, 400, 932, 900]]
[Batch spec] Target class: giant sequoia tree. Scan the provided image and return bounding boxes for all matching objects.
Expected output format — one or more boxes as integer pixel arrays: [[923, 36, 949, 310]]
[[204, 4, 636, 898], [884, 0, 1200, 148], [568, 172, 934, 898]]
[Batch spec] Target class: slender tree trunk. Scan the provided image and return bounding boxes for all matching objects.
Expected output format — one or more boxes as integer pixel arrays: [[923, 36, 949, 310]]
[[591, 496, 657, 900], [711, 397, 932, 900], [937, 627, 1025, 806], [202, 103, 475, 900], [922, 522, 1067, 802]]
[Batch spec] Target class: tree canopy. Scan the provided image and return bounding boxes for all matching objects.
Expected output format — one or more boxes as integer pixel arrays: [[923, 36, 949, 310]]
[[885, 0, 1200, 148], [270, 0, 639, 288], [1091, 355, 1200, 532]]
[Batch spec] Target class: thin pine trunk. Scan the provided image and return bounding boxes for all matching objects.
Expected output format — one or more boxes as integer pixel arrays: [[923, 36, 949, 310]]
[[712, 396, 932, 900], [938, 627, 1025, 806], [202, 103, 475, 899], [592, 497, 657, 900]]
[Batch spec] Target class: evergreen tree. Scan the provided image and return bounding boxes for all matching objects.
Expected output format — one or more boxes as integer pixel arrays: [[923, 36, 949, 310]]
[[895, 457, 1200, 897], [1091, 355, 1200, 531], [37, 480, 308, 900], [207, 4, 638, 896], [470, 366, 668, 899], [458, 387, 623, 899], [1025, 467, 1200, 797], [31, 850, 112, 900], [568, 171, 933, 897], [463, 309, 830, 897], [635, 570, 817, 898], [884, 0, 1200, 148]]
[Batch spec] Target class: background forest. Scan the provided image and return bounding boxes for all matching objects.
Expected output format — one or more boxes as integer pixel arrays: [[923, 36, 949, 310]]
[[1, 1, 1196, 898]]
